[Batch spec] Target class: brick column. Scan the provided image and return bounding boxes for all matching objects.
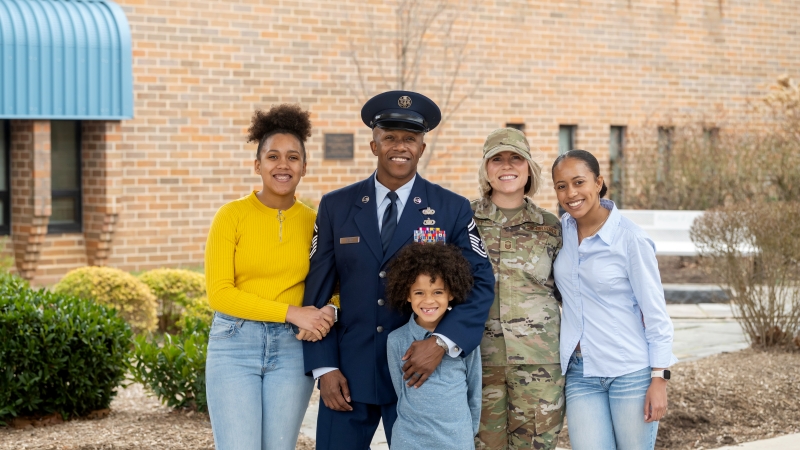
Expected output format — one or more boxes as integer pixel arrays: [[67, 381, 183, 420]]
[[10, 120, 51, 280], [82, 121, 122, 266]]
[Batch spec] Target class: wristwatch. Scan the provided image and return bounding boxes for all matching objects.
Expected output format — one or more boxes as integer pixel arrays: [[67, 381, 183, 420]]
[[434, 336, 449, 353], [651, 369, 671, 380], [325, 304, 339, 323]]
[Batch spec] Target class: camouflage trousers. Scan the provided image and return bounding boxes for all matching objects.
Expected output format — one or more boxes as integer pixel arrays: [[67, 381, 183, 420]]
[[475, 364, 566, 450]]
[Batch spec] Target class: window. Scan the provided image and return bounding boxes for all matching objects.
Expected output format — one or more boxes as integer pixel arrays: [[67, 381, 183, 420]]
[[49, 121, 82, 234], [704, 127, 720, 148], [609, 126, 625, 208], [657, 126, 674, 182], [0, 121, 9, 235], [506, 123, 525, 133], [557, 125, 577, 217], [558, 125, 577, 155]]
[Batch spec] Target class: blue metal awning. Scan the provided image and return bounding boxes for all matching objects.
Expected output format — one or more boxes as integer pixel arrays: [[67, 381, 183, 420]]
[[0, 0, 133, 119]]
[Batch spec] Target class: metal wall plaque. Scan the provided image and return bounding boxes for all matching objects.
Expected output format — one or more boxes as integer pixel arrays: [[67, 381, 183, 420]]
[[324, 133, 354, 160]]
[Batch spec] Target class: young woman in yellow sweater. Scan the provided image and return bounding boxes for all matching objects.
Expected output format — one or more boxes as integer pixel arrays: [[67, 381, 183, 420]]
[[204, 104, 334, 450]]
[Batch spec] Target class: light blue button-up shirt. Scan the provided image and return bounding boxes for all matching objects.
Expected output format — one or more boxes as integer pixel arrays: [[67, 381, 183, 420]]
[[387, 315, 481, 449], [554, 199, 678, 377]]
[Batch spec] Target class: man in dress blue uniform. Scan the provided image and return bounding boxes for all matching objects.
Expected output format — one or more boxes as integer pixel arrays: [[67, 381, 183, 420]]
[[302, 90, 494, 449]]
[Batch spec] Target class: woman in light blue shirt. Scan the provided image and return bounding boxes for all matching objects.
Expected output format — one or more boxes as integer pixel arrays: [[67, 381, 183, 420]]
[[551, 150, 677, 450]]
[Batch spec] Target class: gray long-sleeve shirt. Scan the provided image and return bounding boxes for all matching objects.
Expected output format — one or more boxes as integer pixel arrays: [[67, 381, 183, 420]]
[[387, 314, 482, 450]]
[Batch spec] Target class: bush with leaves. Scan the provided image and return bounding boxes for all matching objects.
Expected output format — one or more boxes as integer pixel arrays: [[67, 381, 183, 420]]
[[138, 268, 206, 332], [128, 317, 209, 411], [0, 275, 132, 423], [178, 295, 214, 331], [53, 266, 158, 333], [690, 201, 800, 347]]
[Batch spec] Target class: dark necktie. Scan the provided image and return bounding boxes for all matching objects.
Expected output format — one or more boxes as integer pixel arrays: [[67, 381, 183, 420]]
[[381, 191, 399, 254]]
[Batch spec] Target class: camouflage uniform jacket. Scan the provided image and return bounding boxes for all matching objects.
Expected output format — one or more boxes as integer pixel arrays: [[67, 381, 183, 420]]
[[471, 198, 562, 366]]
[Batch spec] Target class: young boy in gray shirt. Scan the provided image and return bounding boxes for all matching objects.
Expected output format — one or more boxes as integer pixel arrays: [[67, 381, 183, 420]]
[[385, 243, 482, 450]]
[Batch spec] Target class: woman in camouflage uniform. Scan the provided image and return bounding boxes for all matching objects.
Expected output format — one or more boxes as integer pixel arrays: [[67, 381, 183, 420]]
[[472, 128, 565, 450]]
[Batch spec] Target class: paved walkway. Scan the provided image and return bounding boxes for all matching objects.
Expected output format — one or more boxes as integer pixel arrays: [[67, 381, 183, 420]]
[[299, 303, 759, 450]]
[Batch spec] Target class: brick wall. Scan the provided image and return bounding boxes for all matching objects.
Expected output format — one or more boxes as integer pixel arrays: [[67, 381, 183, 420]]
[[7, 0, 799, 282], [10, 120, 51, 280]]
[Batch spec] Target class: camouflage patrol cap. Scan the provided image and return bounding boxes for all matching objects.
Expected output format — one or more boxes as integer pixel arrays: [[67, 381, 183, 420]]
[[482, 127, 532, 161], [479, 127, 542, 198]]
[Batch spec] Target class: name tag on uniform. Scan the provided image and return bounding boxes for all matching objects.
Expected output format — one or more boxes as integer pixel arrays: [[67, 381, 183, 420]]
[[339, 236, 360, 244], [530, 225, 560, 235]]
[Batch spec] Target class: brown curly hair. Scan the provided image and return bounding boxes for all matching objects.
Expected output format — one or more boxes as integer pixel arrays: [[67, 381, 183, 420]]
[[247, 104, 312, 160], [385, 243, 474, 313]]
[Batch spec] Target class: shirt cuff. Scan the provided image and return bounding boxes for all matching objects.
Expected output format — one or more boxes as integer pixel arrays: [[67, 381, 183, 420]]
[[432, 333, 462, 358], [312, 367, 338, 380], [649, 346, 679, 369]]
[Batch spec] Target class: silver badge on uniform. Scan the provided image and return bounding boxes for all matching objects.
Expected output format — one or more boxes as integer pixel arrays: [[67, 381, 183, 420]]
[[362, 196, 369, 203], [422, 207, 435, 215], [423, 218, 436, 226], [413, 197, 422, 204], [398, 96, 412, 108]]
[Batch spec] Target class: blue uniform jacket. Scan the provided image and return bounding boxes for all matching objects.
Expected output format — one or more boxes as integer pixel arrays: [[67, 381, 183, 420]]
[[302, 174, 495, 405]]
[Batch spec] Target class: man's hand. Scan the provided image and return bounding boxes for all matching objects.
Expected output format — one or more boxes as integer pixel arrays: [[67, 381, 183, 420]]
[[644, 377, 668, 423], [401, 337, 445, 388], [319, 370, 353, 412]]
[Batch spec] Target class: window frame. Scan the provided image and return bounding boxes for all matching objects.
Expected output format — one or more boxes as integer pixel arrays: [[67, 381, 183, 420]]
[[609, 125, 626, 208], [48, 120, 83, 234], [0, 120, 10, 235], [558, 124, 577, 155], [505, 123, 526, 133], [657, 126, 674, 183]]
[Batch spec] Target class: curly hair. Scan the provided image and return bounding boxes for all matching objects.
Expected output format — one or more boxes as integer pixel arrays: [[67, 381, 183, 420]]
[[385, 243, 474, 313], [247, 104, 312, 160]]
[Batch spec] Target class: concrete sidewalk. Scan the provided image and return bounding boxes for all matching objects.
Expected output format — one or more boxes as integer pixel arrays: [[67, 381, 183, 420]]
[[717, 432, 800, 449]]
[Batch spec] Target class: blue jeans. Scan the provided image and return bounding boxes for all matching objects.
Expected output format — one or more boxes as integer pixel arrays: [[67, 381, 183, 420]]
[[565, 352, 658, 450], [206, 312, 314, 450]]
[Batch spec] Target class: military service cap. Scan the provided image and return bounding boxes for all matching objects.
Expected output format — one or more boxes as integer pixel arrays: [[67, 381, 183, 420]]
[[479, 127, 542, 197], [482, 127, 533, 161], [361, 90, 441, 133]]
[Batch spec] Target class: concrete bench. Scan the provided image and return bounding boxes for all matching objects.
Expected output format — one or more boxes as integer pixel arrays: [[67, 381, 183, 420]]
[[618, 210, 704, 256]]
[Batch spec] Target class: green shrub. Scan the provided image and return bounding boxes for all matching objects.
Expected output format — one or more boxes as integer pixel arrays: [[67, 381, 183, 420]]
[[0, 236, 13, 273], [128, 318, 209, 411], [138, 268, 206, 332], [178, 295, 214, 331], [53, 266, 158, 333], [0, 276, 132, 423]]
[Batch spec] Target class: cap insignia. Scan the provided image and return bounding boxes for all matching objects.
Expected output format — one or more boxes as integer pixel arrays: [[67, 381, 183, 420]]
[[398, 96, 412, 109]]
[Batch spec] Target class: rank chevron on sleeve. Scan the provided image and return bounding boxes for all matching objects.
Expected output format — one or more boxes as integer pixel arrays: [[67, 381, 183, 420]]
[[309, 223, 318, 259], [468, 219, 488, 258]]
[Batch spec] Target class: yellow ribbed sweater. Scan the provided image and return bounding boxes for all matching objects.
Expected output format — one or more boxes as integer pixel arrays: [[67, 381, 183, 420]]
[[205, 192, 316, 322]]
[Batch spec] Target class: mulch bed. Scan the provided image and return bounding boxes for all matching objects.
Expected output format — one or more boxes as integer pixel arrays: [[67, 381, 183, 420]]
[[558, 348, 800, 449], [657, 256, 720, 285], [0, 383, 314, 450], [2, 349, 798, 449]]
